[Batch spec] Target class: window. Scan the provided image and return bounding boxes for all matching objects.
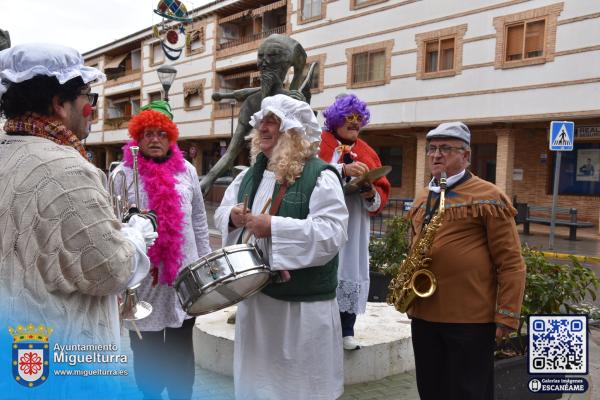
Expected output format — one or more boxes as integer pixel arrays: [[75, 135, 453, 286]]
[[352, 50, 384, 84], [104, 92, 140, 129], [303, 54, 326, 93], [148, 91, 162, 103], [183, 79, 205, 111], [186, 28, 205, 56], [415, 24, 467, 80], [346, 40, 393, 89], [505, 20, 545, 61], [300, 0, 324, 23], [493, 3, 563, 69], [350, 0, 387, 11], [150, 42, 164, 66], [425, 38, 454, 72]]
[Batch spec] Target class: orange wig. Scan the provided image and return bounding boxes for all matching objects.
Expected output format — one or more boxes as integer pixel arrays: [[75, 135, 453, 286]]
[[127, 109, 179, 143]]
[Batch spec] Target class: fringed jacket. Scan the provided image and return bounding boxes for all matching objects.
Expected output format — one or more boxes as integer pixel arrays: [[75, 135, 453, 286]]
[[407, 172, 526, 330]]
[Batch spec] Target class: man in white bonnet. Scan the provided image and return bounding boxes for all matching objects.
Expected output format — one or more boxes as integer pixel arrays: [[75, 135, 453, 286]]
[[0, 44, 156, 398], [215, 94, 349, 400]]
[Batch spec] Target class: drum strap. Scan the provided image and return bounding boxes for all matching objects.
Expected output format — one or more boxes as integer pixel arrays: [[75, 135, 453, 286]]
[[269, 182, 288, 216]]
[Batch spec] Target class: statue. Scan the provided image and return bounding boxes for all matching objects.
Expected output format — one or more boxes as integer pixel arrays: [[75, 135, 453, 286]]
[[201, 34, 315, 194], [0, 29, 10, 51]]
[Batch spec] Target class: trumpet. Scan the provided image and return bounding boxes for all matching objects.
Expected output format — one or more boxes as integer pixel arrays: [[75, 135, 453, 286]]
[[107, 146, 153, 326]]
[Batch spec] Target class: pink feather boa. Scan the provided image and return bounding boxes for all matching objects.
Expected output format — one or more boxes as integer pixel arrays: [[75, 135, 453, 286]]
[[123, 141, 186, 285]]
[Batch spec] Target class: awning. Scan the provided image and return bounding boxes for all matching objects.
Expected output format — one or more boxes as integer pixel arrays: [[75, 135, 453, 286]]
[[251, 0, 286, 17], [104, 53, 128, 70]]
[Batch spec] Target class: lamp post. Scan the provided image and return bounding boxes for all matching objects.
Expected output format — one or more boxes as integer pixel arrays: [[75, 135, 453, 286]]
[[157, 66, 177, 102]]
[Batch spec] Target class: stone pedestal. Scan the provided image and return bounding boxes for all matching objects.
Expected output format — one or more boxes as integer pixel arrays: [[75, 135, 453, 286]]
[[193, 302, 414, 384]]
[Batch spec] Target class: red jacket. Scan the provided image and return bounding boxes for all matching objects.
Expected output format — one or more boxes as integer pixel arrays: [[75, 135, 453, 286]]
[[319, 130, 390, 215]]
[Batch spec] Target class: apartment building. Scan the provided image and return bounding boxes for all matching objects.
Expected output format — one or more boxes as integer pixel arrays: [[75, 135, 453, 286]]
[[83, 0, 600, 221]]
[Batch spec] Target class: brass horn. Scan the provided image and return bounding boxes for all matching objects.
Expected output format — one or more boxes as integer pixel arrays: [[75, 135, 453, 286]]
[[107, 146, 153, 326]]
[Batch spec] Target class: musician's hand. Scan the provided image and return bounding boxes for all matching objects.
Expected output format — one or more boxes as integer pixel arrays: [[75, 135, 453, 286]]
[[343, 161, 369, 177], [128, 215, 159, 248], [230, 204, 249, 228], [245, 214, 272, 238], [288, 90, 306, 102], [495, 323, 514, 344], [360, 187, 377, 201]]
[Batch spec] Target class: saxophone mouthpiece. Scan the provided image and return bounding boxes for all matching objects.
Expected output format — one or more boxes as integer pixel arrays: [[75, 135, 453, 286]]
[[439, 171, 447, 190]]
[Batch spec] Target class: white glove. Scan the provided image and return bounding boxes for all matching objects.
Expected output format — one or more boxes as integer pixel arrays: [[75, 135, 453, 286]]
[[128, 215, 159, 248]]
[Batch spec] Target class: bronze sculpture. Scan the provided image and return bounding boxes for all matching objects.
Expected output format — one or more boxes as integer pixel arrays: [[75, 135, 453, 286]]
[[201, 34, 315, 194]]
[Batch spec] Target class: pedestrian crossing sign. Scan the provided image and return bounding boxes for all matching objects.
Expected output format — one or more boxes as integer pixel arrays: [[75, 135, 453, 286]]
[[549, 121, 574, 151]]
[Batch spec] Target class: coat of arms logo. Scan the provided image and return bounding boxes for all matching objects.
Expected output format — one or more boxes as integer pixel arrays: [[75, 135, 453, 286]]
[[9, 324, 52, 388]]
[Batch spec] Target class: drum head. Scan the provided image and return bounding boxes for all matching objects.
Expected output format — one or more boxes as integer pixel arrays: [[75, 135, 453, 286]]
[[186, 270, 271, 316]]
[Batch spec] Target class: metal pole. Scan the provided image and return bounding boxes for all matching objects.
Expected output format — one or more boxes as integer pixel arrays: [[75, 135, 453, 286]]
[[549, 151, 562, 249], [230, 102, 235, 137]]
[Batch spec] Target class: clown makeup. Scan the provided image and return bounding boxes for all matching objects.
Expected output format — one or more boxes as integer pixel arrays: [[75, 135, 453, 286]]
[[139, 127, 170, 158]]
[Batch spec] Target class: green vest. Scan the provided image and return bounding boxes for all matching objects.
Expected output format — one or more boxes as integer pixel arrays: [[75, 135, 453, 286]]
[[238, 153, 342, 302]]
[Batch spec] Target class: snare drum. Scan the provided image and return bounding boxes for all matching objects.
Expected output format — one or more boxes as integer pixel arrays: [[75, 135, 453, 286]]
[[174, 244, 271, 316]]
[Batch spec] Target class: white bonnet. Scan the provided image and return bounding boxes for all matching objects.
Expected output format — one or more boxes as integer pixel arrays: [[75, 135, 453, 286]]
[[250, 94, 321, 143], [0, 43, 106, 100]]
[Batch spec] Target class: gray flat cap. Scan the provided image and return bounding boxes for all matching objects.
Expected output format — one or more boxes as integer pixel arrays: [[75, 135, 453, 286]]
[[426, 121, 470, 145]]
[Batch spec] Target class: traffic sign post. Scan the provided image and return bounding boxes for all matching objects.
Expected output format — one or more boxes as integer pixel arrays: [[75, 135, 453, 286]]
[[548, 121, 574, 249]]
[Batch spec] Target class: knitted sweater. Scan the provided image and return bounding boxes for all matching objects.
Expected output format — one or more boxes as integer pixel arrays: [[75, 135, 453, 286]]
[[0, 134, 136, 345]]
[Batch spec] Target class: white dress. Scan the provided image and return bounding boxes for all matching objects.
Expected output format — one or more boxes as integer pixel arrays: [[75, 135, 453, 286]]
[[214, 167, 348, 400], [327, 149, 381, 315]]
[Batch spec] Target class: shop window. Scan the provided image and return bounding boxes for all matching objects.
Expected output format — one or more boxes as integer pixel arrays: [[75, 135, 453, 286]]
[[346, 40, 393, 89], [493, 3, 563, 69], [551, 143, 600, 196], [183, 79, 205, 111], [415, 24, 467, 80], [186, 28, 205, 56], [299, 0, 325, 24]]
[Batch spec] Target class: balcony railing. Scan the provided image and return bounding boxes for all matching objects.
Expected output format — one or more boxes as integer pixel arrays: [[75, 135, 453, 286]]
[[216, 25, 285, 50]]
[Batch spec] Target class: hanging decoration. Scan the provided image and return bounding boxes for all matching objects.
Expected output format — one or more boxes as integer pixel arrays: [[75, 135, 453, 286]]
[[152, 0, 193, 61]]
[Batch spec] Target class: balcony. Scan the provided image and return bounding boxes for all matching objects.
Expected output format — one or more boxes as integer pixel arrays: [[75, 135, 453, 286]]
[[212, 101, 241, 119], [217, 25, 286, 51]]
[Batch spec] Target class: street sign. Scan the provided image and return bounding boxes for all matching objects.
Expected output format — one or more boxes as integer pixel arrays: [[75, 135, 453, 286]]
[[549, 121, 574, 151]]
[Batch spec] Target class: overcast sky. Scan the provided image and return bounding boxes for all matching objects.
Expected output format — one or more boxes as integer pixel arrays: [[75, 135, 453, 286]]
[[1, 0, 208, 54]]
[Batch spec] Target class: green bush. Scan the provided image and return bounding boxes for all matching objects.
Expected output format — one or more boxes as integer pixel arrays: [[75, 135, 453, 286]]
[[497, 246, 600, 357], [520, 246, 600, 332], [368, 216, 410, 276]]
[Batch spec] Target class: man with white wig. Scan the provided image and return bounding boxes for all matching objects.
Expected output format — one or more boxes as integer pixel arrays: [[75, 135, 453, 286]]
[[215, 94, 349, 400], [0, 44, 155, 398]]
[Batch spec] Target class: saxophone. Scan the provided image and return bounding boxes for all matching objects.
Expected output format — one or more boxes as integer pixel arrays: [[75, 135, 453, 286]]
[[387, 172, 447, 313]]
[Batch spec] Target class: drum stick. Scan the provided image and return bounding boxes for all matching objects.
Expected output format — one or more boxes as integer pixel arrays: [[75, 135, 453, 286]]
[[242, 198, 272, 244]]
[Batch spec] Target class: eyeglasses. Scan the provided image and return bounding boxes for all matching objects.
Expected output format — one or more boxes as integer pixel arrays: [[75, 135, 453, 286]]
[[142, 131, 169, 140], [345, 114, 363, 124], [79, 92, 98, 107], [426, 144, 467, 155]]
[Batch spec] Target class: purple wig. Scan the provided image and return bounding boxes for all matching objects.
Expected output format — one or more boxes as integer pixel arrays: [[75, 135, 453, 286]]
[[323, 93, 370, 132]]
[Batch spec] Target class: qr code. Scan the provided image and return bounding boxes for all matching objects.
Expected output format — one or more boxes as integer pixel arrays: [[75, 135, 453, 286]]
[[529, 315, 587, 374]]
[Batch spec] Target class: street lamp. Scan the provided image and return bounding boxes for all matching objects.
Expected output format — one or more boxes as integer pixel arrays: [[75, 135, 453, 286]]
[[157, 66, 177, 102]]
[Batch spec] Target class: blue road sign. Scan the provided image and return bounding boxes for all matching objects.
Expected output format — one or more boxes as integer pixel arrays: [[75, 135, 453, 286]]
[[549, 121, 574, 151]]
